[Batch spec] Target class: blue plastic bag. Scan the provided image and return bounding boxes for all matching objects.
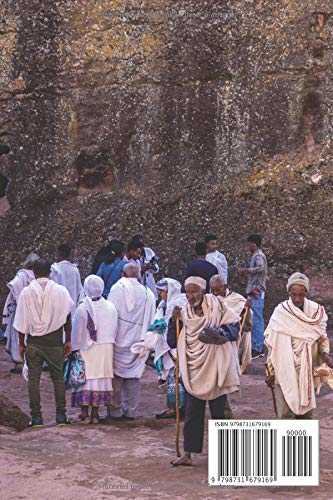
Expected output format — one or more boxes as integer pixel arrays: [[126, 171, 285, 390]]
[[166, 369, 186, 411], [63, 352, 86, 390]]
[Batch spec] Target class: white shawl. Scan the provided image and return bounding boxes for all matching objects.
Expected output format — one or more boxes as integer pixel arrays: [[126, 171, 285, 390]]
[[3, 269, 35, 325], [265, 298, 328, 415], [131, 278, 187, 378], [223, 290, 252, 374], [72, 298, 118, 351], [14, 279, 74, 336], [178, 294, 240, 401], [206, 250, 228, 282], [108, 278, 156, 378], [50, 260, 83, 311]]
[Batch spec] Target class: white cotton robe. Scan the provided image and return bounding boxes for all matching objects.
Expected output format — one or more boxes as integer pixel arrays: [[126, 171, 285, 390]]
[[265, 298, 328, 415], [50, 260, 83, 314], [3, 269, 35, 362], [223, 290, 252, 374], [108, 277, 156, 378], [206, 250, 228, 283], [14, 279, 74, 336], [72, 298, 118, 384]]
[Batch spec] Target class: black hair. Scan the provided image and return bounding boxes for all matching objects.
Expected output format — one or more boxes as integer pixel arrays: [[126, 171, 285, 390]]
[[33, 258, 51, 278], [205, 233, 218, 243], [127, 240, 142, 252], [105, 239, 125, 264], [57, 243, 71, 259], [130, 234, 144, 248], [195, 241, 207, 256], [247, 234, 262, 248]]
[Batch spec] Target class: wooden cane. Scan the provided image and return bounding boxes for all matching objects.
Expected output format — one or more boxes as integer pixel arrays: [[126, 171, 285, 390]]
[[175, 317, 181, 457], [265, 364, 278, 416]]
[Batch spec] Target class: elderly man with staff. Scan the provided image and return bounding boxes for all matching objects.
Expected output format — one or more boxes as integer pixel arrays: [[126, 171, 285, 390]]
[[167, 276, 241, 467]]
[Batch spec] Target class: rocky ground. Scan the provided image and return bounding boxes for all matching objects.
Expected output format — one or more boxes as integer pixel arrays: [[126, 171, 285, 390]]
[[1, 344, 333, 499]]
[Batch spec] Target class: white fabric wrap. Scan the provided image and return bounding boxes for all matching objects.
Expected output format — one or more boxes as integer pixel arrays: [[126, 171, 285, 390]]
[[14, 279, 74, 336], [108, 277, 156, 378], [50, 260, 83, 313], [178, 294, 240, 401], [72, 298, 118, 380], [223, 291, 252, 374], [265, 298, 328, 415], [184, 276, 206, 290], [131, 278, 187, 377]]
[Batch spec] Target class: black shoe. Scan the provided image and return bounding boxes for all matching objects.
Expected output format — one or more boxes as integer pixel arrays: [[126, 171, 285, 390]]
[[56, 414, 71, 426], [122, 415, 135, 421], [29, 417, 44, 428], [251, 349, 264, 360], [10, 366, 22, 375], [156, 409, 176, 420]]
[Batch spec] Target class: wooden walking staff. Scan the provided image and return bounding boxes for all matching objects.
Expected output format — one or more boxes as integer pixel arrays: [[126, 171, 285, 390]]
[[175, 317, 181, 457], [265, 363, 278, 416]]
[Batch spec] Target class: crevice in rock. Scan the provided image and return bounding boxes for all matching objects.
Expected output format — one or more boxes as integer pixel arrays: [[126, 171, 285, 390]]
[[74, 149, 116, 193], [301, 91, 323, 153]]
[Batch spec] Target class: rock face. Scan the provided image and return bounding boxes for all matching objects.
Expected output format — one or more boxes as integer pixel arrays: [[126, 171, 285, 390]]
[[0, 1, 332, 313], [0, 394, 29, 431]]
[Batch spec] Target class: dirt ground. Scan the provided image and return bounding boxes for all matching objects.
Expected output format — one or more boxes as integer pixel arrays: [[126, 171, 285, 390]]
[[1, 345, 333, 500]]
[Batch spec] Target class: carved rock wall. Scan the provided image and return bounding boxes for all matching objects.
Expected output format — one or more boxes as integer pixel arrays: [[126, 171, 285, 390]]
[[0, 1, 332, 312]]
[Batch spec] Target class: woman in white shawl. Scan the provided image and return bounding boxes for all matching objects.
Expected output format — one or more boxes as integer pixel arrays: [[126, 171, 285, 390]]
[[71, 275, 118, 424], [2, 252, 39, 373], [154, 278, 187, 384]]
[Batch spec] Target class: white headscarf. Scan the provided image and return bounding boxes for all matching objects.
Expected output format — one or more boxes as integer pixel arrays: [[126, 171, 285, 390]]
[[164, 278, 187, 323], [72, 275, 118, 351], [184, 276, 206, 291], [83, 275, 104, 334]]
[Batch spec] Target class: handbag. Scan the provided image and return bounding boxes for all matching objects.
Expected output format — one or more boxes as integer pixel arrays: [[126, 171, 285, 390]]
[[63, 352, 86, 390], [166, 368, 186, 411]]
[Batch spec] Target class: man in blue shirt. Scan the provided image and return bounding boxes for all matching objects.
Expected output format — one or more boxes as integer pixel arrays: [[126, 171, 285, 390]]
[[97, 240, 126, 298]]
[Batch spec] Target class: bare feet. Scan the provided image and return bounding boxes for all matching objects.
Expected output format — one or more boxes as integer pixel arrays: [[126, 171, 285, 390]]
[[171, 454, 193, 467]]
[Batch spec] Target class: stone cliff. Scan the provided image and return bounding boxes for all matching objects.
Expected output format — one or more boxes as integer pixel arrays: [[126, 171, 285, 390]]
[[0, 1, 332, 313]]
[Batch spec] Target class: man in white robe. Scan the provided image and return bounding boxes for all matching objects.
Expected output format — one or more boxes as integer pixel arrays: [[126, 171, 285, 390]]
[[2, 252, 39, 372], [169, 277, 240, 466], [107, 262, 156, 420], [50, 244, 83, 316], [210, 275, 252, 375], [205, 233, 228, 283], [265, 272, 333, 419], [14, 258, 74, 427]]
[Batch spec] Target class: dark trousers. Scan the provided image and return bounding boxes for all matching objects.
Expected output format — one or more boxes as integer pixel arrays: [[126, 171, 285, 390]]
[[26, 331, 65, 420], [183, 392, 226, 453]]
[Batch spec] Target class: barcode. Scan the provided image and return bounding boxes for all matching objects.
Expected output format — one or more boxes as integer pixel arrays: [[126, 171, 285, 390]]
[[282, 435, 312, 476], [209, 420, 319, 486], [217, 429, 277, 479]]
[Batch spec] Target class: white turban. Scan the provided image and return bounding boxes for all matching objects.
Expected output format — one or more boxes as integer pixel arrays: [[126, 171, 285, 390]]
[[184, 276, 206, 291], [287, 272, 310, 293], [84, 275, 104, 299]]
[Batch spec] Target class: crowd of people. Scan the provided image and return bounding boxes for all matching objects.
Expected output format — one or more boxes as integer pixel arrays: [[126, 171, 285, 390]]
[[1, 231, 333, 466]]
